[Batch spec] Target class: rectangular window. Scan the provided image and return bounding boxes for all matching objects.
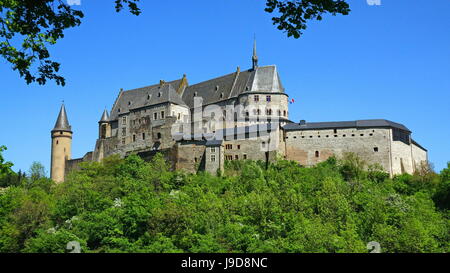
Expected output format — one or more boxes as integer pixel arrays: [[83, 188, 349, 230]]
[[254, 95, 259, 102], [121, 138, 125, 145], [243, 154, 247, 160], [226, 144, 232, 150], [122, 116, 127, 125], [161, 111, 165, 119], [226, 155, 233, 160], [154, 112, 158, 120], [122, 128, 126, 137], [211, 147, 216, 153], [211, 154, 216, 162], [178, 113, 181, 120], [237, 145, 241, 150], [142, 133, 146, 140], [235, 155, 239, 160], [266, 95, 271, 102], [133, 135, 136, 142]]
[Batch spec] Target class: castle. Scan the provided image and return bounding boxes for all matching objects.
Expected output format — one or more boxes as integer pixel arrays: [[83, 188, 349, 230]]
[[50, 42, 428, 183]]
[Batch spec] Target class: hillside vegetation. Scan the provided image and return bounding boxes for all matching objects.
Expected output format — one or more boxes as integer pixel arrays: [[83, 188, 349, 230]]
[[0, 149, 449, 253]]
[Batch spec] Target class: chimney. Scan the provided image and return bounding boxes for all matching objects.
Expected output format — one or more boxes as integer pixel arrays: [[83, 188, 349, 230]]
[[299, 120, 306, 125]]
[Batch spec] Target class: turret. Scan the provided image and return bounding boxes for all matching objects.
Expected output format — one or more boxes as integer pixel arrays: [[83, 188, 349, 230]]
[[98, 109, 111, 139], [50, 103, 72, 183]]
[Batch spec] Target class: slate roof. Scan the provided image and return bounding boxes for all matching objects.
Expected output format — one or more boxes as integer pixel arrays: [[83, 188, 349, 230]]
[[176, 123, 279, 142], [283, 119, 411, 132], [411, 139, 427, 151], [205, 140, 223, 147], [182, 65, 285, 108], [110, 79, 184, 121], [52, 104, 72, 132], [99, 109, 109, 123], [109, 65, 285, 120]]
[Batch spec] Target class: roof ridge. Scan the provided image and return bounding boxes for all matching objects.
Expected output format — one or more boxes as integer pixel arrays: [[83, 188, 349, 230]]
[[187, 70, 239, 88]]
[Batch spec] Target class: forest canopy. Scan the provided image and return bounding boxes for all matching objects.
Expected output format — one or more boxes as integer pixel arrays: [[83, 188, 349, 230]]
[[0, 151, 449, 253]]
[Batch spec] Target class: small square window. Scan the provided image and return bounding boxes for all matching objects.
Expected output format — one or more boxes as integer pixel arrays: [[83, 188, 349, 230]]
[[374, 147, 379, 152]]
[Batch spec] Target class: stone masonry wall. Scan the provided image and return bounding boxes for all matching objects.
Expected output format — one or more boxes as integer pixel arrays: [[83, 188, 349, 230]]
[[285, 128, 392, 173]]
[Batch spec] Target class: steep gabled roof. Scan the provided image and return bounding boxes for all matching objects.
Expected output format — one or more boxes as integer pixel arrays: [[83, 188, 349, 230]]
[[110, 78, 185, 120], [182, 65, 285, 108]]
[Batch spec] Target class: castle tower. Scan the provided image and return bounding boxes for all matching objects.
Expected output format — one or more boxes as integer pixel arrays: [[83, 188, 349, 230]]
[[50, 104, 72, 183], [98, 109, 111, 139]]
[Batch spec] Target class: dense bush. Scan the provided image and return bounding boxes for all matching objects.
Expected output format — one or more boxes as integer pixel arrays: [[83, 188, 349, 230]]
[[0, 151, 449, 253]]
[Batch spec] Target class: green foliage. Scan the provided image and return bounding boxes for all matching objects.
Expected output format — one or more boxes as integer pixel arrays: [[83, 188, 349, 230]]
[[1, 0, 349, 85], [0, 0, 140, 86], [0, 152, 448, 253], [0, 145, 13, 178], [265, 0, 351, 38]]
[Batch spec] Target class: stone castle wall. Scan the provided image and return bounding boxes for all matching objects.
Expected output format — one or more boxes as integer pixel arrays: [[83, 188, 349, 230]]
[[284, 128, 392, 172]]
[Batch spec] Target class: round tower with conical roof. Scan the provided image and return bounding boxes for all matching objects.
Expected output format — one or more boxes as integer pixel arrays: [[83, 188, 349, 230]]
[[50, 103, 72, 183], [98, 109, 111, 139]]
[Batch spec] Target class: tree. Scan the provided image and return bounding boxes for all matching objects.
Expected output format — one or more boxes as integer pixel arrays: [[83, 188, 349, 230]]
[[1, 0, 350, 86], [265, 0, 350, 38], [0, 146, 13, 177], [0, 146, 14, 187], [28, 161, 46, 181], [0, 0, 141, 86]]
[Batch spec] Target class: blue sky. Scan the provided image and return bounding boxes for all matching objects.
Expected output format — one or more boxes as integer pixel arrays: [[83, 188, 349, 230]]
[[1, 0, 449, 174]]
